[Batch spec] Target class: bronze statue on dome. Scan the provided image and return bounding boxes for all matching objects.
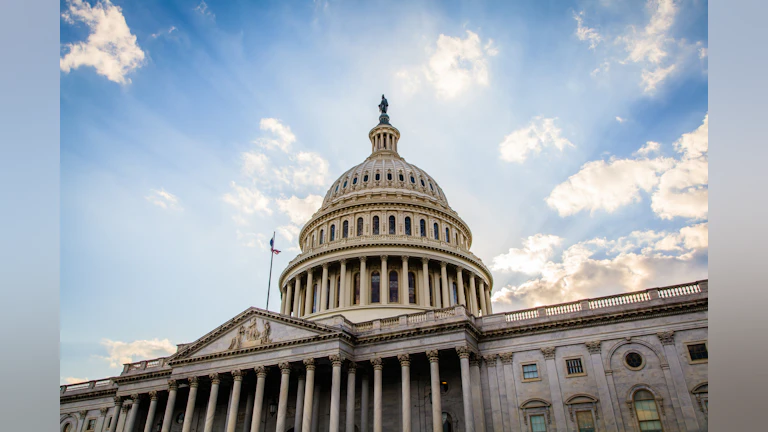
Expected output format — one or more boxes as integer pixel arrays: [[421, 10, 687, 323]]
[[378, 94, 388, 114]]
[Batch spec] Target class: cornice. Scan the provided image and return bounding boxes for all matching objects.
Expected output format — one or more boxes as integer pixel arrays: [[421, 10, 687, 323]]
[[355, 320, 481, 345], [112, 370, 172, 385], [60, 388, 117, 403]]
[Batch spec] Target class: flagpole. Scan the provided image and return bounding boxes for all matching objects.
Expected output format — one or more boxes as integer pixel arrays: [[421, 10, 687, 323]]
[[265, 231, 275, 311]]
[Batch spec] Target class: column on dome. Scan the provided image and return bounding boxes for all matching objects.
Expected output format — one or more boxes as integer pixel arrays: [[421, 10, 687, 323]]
[[478, 279, 488, 316], [329, 268, 337, 310], [181, 377, 199, 432], [380, 255, 388, 305], [468, 275, 479, 316], [456, 267, 466, 307], [360, 257, 369, 305], [304, 269, 315, 316], [345, 362, 357, 432], [421, 258, 430, 307], [329, 355, 343, 432], [398, 354, 411, 432], [301, 358, 316, 432], [426, 350, 442, 432], [124, 394, 141, 432], [401, 256, 409, 304], [275, 363, 291, 432], [250, 366, 267, 432], [293, 278, 302, 318], [160, 380, 179, 432], [339, 260, 347, 308], [371, 358, 383, 432], [225, 370, 243, 432], [456, 347, 475, 432], [440, 262, 449, 308], [320, 264, 329, 312], [143, 392, 159, 432], [282, 285, 290, 315], [484, 282, 493, 314]]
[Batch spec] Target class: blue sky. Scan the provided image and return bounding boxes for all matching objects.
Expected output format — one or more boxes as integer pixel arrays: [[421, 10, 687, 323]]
[[60, 0, 708, 384]]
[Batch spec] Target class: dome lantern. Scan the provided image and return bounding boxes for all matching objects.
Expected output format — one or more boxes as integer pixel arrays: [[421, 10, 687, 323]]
[[369, 94, 400, 154]]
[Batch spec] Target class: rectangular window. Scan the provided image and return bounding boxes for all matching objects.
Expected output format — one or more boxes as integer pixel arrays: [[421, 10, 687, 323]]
[[576, 411, 595, 432], [86, 419, 96, 431], [522, 363, 539, 380], [566, 358, 584, 376], [687, 343, 708, 361], [634, 400, 663, 432], [530, 414, 547, 432], [106, 418, 112, 429]]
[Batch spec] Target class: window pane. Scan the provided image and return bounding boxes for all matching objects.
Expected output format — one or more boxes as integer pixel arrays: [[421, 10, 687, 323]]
[[371, 272, 380, 303], [354, 273, 360, 305], [408, 272, 416, 304], [357, 218, 363, 236], [638, 420, 663, 432], [688, 343, 708, 360], [530, 415, 547, 432], [634, 400, 660, 421], [389, 216, 396, 234], [373, 216, 379, 235], [420, 219, 426, 237], [576, 411, 595, 432], [523, 364, 538, 379], [434, 223, 439, 240], [343, 221, 348, 238], [389, 271, 398, 302], [567, 358, 584, 375], [405, 217, 411, 235]]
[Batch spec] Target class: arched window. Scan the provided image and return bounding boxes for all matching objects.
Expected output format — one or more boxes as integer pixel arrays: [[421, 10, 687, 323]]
[[354, 273, 361, 305], [375, 173, 381, 181], [387, 172, 393, 180], [420, 219, 426, 237], [455, 233, 458, 245], [410, 175, 415, 183], [371, 271, 381, 303], [420, 179, 425, 187], [405, 217, 412, 235], [373, 216, 380, 235], [445, 227, 450, 242], [399, 173, 404, 181], [442, 413, 453, 432], [451, 282, 458, 306], [330, 225, 335, 241], [343, 180, 347, 188], [429, 276, 434, 306], [363, 174, 369, 182], [389, 215, 396, 234], [63, 423, 73, 432], [319, 229, 325, 244], [357, 217, 364, 236], [434, 223, 439, 240], [389, 271, 399, 303], [408, 271, 416, 304], [353, 176, 358, 185], [633, 390, 663, 432], [342, 221, 349, 238], [335, 184, 339, 192], [312, 283, 319, 313], [429, 182, 434, 191]]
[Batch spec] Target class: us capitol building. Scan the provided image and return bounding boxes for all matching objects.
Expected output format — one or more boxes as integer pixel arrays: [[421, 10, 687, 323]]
[[60, 98, 708, 432]]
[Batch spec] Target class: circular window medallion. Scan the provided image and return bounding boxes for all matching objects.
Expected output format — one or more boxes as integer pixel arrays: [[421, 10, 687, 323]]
[[625, 351, 645, 370]]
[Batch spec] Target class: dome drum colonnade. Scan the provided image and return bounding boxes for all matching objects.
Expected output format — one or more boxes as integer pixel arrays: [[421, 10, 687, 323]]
[[278, 108, 493, 322]]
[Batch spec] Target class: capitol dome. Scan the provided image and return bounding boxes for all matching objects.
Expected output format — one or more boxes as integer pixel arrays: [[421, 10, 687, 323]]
[[278, 99, 493, 322]]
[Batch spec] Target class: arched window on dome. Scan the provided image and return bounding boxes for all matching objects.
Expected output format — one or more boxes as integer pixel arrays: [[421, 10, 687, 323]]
[[420, 219, 426, 237], [363, 174, 369, 182], [389, 271, 398, 303], [399, 173, 404, 182], [410, 175, 415, 183], [330, 225, 335, 241], [405, 217, 412, 235], [373, 216, 380, 235], [389, 215, 396, 235], [354, 273, 361, 305], [451, 281, 458, 306], [353, 176, 358, 185], [375, 172, 381, 181], [445, 227, 450, 243], [429, 275, 434, 306], [342, 221, 349, 238], [387, 172, 393, 181], [408, 271, 416, 304], [420, 179, 426, 187], [429, 182, 434, 191], [343, 180, 347, 188], [319, 229, 325, 245], [371, 271, 381, 303], [433, 223, 439, 240], [357, 218, 364, 236], [633, 390, 662, 432]]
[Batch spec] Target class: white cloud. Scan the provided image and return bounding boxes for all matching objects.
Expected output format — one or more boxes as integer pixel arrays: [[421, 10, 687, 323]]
[[62, 377, 89, 385], [146, 188, 183, 211], [619, 0, 676, 65], [275, 195, 323, 225], [498, 117, 574, 163], [60, 0, 146, 84], [590, 61, 610, 78], [223, 182, 272, 222], [422, 31, 497, 99], [150, 26, 177, 39], [640, 64, 676, 93], [698, 47, 708, 59], [574, 11, 603, 49], [615, 116, 626, 123], [242, 152, 270, 179], [257, 118, 296, 152], [96, 338, 176, 369], [395, 69, 422, 96], [277, 224, 302, 244], [634, 141, 660, 156], [236, 230, 269, 249], [491, 234, 563, 274], [194, 1, 215, 19], [275, 152, 330, 188]]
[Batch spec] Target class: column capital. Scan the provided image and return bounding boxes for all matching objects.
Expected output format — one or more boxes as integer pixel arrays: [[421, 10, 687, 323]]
[[481, 355, 497, 366], [657, 331, 675, 345], [455, 346, 472, 359], [279, 362, 291, 373], [371, 357, 383, 370], [188, 376, 199, 387], [168, 379, 178, 390], [456, 265, 464, 273], [401, 255, 409, 262], [421, 257, 429, 264], [322, 262, 329, 270], [500, 352, 514, 364], [303, 358, 316, 370], [131, 393, 140, 402], [380, 255, 388, 262], [347, 361, 358, 373], [440, 261, 447, 268], [121, 404, 130, 413], [208, 373, 220, 384], [231, 369, 244, 380], [329, 354, 345, 366], [254, 365, 267, 377], [114, 396, 123, 406], [100, 407, 109, 416], [360, 256, 367, 263], [541, 346, 556, 360], [585, 340, 602, 354], [79, 410, 88, 419], [149, 390, 158, 400], [340, 258, 347, 265], [426, 350, 440, 363], [397, 353, 411, 367]]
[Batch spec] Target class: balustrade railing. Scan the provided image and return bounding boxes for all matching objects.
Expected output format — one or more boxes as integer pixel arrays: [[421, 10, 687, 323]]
[[659, 282, 701, 298], [546, 302, 582, 316], [505, 309, 539, 322], [588, 291, 650, 309]]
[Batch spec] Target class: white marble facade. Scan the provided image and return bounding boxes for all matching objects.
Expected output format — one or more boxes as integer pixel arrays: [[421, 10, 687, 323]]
[[61, 108, 708, 432]]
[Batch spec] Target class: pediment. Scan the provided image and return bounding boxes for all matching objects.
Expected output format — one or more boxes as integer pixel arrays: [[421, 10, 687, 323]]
[[170, 308, 342, 362]]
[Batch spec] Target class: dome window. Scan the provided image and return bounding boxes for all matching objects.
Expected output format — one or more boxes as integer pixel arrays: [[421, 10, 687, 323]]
[[433, 223, 439, 240], [387, 172, 393, 181], [373, 216, 380, 235], [371, 271, 381, 303], [429, 182, 434, 191], [353, 177, 358, 185], [364, 174, 369, 182], [343, 180, 347, 188], [342, 221, 349, 238], [388, 215, 396, 234], [420, 219, 426, 237], [357, 217, 364, 236], [405, 217, 412, 235], [335, 184, 339, 192], [375, 173, 381, 181], [399, 173, 404, 182], [330, 225, 336, 241], [445, 227, 450, 242], [410, 175, 415, 183], [420, 179, 425, 187]]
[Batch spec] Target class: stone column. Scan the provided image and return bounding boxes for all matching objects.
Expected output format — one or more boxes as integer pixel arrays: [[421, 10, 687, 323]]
[[329, 269, 338, 310], [658, 331, 701, 431], [108, 397, 123, 432], [301, 358, 316, 432], [468, 275, 478, 316], [320, 264, 329, 312], [242, 385, 254, 432], [226, 370, 243, 432], [401, 256, 409, 304], [124, 395, 141, 432], [483, 356, 503, 431], [456, 347, 475, 432], [310, 382, 321, 432], [398, 354, 412, 432], [360, 257, 368, 305], [142, 392, 159, 432], [250, 366, 267, 432], [484, 283, 492, 314], [477, 280, 488, 316], [426, 350, 442, 432], [380, 255, 388, 304], [329, 355, 344, 432], [500, 353, 521, 431], [203, 374, 221, 432], [293, 278, 302, 318], [294, 373, 306, 432], [371, 358, 384, 432], [583, 342, 620, 432], [433, 272, 442, 308], [275, 363, 291, 432], [285, 283, 294, 316], [305, 270, 315, 316], [440, 262, 450, 308], [180, 377, 199, 432], [97, 407, 108, 432], [339, 260, 348, 308], [421, 258, 430, 307], [160, 380, 178, 432], [360, 371, 370, 432], [346, 362, 357, 432], [116, 404, 129, 432], [456, 267, 466, 307], [541, 347, 567, 432], [469, 357, 486, 432]]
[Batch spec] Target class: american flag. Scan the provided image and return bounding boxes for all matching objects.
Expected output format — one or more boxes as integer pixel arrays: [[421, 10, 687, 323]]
[[270, 238, 281, 255]]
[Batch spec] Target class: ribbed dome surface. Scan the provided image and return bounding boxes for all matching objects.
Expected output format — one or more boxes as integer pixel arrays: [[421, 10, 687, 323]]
[[321, 149, 450, 211]]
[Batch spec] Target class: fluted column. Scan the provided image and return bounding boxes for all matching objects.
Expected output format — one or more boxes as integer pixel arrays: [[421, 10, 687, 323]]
[[97, 407, 108, 432], [469, 357, 486, 432], [500, 353, 521, 431], [305, 270, 315, 316], [433, 271, 442, 308], [108, 397, 122, 432], [371, 358, 383, 432], [275, 363, 291, 432], [284, 283, 294, 316], [469, 276, 479, 316], [339, 260, 348, 308], [456, 267, 466, 307], [421, 258, 430, 307], [293, 278, 302, 318], [484, 282, 492, 314], [456, 347, 475, 432], [294, 373, 306, 432], [427, 350, 442, 432], [116, 404, 129, 432], [360, 371, 370, 432], [329, 355, 344, 432], [320, 264, 329, 312], [250, 366, 267, 432], [440, 262, 450, 307], [177, 377, 198, 432], [584, 341, 619, 432], [478, 279, 488, 316], [225, 370, 243, 432], [380, 255, 388, 304], [203, 374, 221, 432], [483, 356, 503, 431], [301, 359, 317, 432], [398, 354, 411, 432], [329, 270, 338, 310], [160, 380, 178, 432], [360, 257, 368, 305], [124, 394, 140, 432], [345, 362, 357, 432], [658, 331, 701, 431]]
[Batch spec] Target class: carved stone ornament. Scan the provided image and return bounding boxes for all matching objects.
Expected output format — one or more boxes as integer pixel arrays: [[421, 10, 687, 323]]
[[188, 376, 199, 387], [79, 410, 87, 418], [371, 357, 384, 370], [482, 355, 497, 366], [421, 257, 429, 264], [100, 407, 108, 416], [209, 373, 221, 384], [279, 362, 291, 373], [149, 391, 158, 400], [455, 346, 471, 359], [426, 350, 440, 363], [585, 341, 602, 354], [254, 365, 267, 377], [330, 354, 345, 366], [168, 379, 178, 390], [131, 393, 140, 402], [541, 347, 556, 360], [500, 353, 514, 365], [304, 358, 316, 370], [657, 331, 675, 345], [114, 396, 123, 406], [227, 318, 273, 351], [347, 361, 358, 372], [397, 353, 411, 366], [231, 369, 243, 380]]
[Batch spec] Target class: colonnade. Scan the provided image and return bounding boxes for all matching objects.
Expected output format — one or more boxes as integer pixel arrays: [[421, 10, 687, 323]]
[[281, 256, 492, 318]]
